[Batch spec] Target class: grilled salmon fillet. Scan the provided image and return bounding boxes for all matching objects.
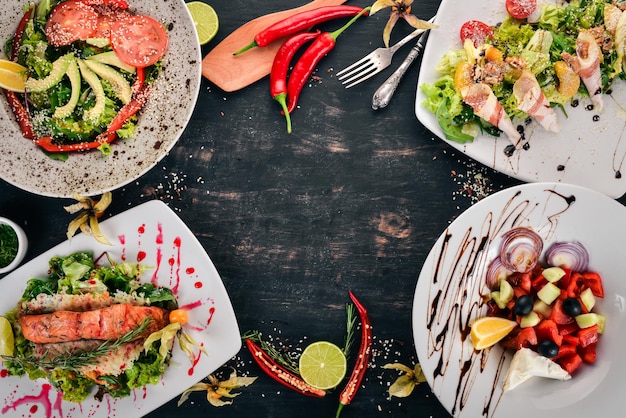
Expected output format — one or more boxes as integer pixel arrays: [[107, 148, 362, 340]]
[[19, 303, 169, 344]]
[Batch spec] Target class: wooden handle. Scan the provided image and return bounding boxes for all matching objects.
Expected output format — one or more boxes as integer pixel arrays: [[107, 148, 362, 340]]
[[201, 0, 348, 92]]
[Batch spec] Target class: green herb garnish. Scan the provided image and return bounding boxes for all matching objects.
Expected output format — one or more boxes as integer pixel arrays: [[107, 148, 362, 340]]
[[0, 224, 18, 268]]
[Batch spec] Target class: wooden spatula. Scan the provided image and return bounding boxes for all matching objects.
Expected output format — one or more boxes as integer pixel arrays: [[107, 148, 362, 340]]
[[201, 0, 348, 92]]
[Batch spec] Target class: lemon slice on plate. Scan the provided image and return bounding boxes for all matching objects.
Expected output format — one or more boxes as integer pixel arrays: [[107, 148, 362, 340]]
[[0, 59, 27, 92], [470, 316, 517, 350], [0, 316, 15, 357], [186, 2, 219, 45], [298, 341, 347, 390]]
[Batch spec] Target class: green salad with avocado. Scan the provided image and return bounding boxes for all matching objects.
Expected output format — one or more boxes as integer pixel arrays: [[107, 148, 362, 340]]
[[5, 0, 165, 156]]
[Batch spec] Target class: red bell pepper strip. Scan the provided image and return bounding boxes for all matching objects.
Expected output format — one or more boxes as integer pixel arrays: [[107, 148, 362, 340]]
[[234, 5, 367, 55], [245, 338, 326, 397], [582, 271, 604, 297], [556, 352, 583, 374], [577, 324, 599, 348], [535, 319, 563, 346], [34, 83, 151, 152], [336, 291, 372, 418], [4, 8, 36, 140], [270, 31, 319, 133], [286, 7, 369, 114]]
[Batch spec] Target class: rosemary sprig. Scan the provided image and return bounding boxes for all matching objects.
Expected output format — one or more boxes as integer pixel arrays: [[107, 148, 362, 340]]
[[342, 302, 357, 359], [2, 317, 152, 371], [241, 330, 300, 375]]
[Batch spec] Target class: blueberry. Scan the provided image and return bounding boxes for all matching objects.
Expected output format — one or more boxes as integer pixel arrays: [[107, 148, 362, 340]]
[[538, 340, 559, 358], [562, 298, 582, 316], [513, 295, 533, 316]]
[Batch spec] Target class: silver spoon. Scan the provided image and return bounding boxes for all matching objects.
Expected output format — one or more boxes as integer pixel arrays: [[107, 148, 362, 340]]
[[371, 30, 429, 110]]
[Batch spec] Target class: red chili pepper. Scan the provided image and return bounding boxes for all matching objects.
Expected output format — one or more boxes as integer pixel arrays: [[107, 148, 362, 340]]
[[286, 7, 369, 115], [34, 83, 151, 153], [4, 8, 35, 140], [234, 5, 367, 55], [245, 338, 326, 398], [336, 291, 372, 418], [270, 31, 320, 134]]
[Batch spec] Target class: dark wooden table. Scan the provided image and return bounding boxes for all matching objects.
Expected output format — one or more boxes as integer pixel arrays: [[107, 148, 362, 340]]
[[3, 1, 623, 417]]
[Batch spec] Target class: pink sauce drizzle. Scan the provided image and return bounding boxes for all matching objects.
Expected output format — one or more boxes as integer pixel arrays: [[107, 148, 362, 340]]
[[0, 369, 8, 378], [151, 247, 162, 286], [185, 267, 195, 274], [194, 281, 203, 289], [207, 307, 216, 326], [171, 237, 182, 294], [138, 224, 145, 234], [2, 383, 63, 418], [118, 235, 126, 261], [187, 343, 205, 376], [156, 223, 163, 244], [178, 300, 202, 310], [137, 251, 147, 262]]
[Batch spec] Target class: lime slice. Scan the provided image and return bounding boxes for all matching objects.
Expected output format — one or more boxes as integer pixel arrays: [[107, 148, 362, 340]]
[[186, 2, 219, 45], [298, 341, 347, 390], [0, 59, 27, 92], [0, 316, 15, 357]]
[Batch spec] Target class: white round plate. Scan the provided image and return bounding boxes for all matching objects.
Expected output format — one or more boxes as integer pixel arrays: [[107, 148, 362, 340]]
[[0, 0, 201, 198], [413, 182, 626, 418]]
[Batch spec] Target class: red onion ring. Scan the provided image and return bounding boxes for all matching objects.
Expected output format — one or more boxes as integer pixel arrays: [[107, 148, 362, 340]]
[[485, 257, 512, 290], [498, 227, 543, 273], [545, 241, 589, 272]]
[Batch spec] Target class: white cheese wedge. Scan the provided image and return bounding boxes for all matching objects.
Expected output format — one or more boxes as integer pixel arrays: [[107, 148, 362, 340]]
[[503, 347, 571, 391]]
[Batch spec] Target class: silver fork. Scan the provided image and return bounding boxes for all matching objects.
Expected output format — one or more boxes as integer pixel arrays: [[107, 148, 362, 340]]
[[336, 16, 435, 88]]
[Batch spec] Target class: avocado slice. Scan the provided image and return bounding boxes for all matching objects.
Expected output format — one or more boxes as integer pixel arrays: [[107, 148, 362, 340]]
[[83, 60, 132, 104], [76, 59, 105, 123], [87, 51, 136, 74], [53, 57, 81, 119], [25, 53, 73, 93]]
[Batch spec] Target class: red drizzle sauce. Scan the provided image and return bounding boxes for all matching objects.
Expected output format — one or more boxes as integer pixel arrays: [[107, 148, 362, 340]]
[[1, 383, 63, 418]]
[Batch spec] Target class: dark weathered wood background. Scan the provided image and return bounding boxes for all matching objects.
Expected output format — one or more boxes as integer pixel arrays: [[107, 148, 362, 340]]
[[4, 1, 622, 417]]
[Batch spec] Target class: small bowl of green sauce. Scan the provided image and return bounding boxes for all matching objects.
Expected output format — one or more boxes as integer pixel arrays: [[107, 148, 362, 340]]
[[0, 217, 28, 275]]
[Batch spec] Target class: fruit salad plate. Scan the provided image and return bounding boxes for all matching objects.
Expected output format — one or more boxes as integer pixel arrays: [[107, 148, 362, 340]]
[[0, 0, 201, 198], [415, 0, 626, 199], [412, 182, 626, 418], [0, 200, 241, 417]]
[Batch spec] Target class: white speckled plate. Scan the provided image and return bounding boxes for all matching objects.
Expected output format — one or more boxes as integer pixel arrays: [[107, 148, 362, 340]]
[[413, 182, 626, 418], [415, 0, 626, 199], [0, 0, 201, 198], [0, 200, 241, 417]]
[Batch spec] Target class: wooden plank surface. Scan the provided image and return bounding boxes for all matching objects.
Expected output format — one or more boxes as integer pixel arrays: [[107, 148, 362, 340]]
[[1, 0, 603, 417]]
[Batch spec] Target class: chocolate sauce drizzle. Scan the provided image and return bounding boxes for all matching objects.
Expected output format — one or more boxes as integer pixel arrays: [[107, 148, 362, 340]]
[[423, 188, 576, 417]]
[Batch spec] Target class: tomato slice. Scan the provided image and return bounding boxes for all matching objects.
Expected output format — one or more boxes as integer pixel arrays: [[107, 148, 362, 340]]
[[459, 20, 494, 47], [45, 0, 99, 47], [505, 0, 537, 20], [92, 6, 131, 39], [110, 15, 168, 68]]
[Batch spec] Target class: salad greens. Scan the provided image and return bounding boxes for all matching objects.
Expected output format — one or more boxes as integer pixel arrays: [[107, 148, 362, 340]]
[[3, 251, 177, 402], [421, 0, 624, 144]]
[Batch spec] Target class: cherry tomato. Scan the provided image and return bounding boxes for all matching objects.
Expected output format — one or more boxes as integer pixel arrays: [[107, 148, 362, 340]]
[[505, 0, 537, 20], [45, 0, 99, 47], [459, 20, 494, 47], [169, 309, 188, 325], [110, 15, 168, 68]]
